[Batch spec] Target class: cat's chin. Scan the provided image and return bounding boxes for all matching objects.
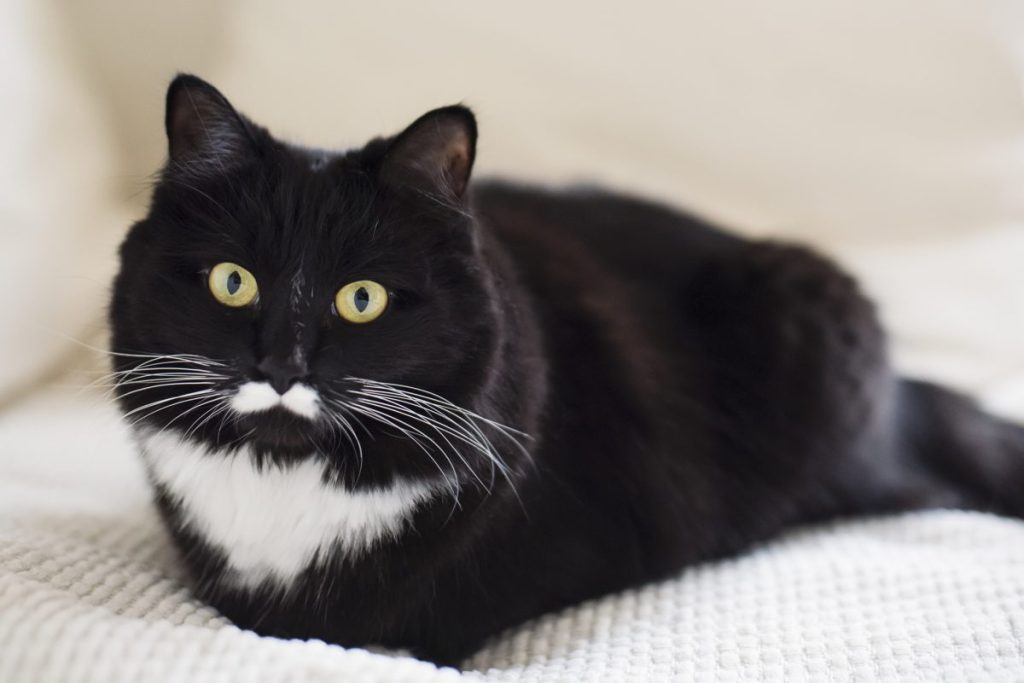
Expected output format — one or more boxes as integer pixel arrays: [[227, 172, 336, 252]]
[[235, 406, 320, 452]]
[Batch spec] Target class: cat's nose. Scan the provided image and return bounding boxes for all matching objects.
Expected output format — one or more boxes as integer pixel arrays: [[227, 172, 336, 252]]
[[257, 357, 308, 395]]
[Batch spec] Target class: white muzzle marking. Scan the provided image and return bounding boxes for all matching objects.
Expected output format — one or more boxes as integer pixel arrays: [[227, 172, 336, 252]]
[[230, 380, 320, 419]]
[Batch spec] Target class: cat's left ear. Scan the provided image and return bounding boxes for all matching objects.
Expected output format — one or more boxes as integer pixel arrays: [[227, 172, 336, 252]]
[[164, 74, 258, 172], [380, 106, 477, 199]]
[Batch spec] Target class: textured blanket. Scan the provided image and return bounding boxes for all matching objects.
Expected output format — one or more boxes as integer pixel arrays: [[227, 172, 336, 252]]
[[2, 388, 1023, 682]]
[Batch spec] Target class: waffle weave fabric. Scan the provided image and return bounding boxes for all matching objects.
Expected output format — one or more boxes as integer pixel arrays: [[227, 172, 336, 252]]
[[2, 393, 1024, 682]]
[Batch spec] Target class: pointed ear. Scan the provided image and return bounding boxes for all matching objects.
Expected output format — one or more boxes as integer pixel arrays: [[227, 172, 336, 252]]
[[381, 106, 477, 199], [165, 74, 256, 171]]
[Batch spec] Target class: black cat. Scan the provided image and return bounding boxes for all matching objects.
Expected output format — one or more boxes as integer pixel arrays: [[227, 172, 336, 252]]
[[110, 74, 1024, 666]]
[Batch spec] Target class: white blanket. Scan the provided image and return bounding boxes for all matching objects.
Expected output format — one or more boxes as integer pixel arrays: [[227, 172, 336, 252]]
[[2, 388, 1023, 682], [3, 2, 1024, 680]]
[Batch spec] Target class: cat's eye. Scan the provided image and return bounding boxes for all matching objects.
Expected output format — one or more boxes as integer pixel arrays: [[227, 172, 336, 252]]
[[335, 280, 388, 323], [208, 262, 258, 307]]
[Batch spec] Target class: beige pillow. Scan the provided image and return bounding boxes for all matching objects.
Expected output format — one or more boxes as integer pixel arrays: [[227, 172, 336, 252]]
[[0, 1, 123, 400], [208, 1, 1024, 242], [31, 1, 1024, 403]]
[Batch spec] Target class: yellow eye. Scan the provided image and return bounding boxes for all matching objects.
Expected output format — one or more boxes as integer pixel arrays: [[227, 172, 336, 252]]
[[208, 262, 258, 307], [335, 280, 388, 323]]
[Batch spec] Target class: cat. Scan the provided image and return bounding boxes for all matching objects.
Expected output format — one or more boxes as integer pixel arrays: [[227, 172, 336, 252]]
[[110, 74, 1024, 667]]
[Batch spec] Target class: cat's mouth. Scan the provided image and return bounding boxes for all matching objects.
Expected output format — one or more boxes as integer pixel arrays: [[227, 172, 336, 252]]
[[238, 408, 319, 451], [228, 380, 323, 450]]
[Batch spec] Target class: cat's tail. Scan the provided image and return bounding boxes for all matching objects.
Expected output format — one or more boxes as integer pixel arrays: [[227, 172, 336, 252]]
[[897, 378, 1024, 519]]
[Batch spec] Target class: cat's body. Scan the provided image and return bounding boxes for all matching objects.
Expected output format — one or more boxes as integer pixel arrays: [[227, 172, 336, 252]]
[[111, 76, 1024, 666]]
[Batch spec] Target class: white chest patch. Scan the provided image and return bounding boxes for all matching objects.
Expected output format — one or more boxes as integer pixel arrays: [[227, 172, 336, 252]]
[[139, 430, 438, 587]]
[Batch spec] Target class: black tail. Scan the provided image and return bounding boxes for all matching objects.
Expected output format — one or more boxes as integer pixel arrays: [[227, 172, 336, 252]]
[[899, 379, 1024, 519]]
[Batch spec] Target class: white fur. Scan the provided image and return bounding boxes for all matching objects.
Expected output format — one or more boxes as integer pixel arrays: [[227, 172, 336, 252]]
[[139, 430, 438, 587], [230, 380, 320, 419], [279, 383, 319, 419]]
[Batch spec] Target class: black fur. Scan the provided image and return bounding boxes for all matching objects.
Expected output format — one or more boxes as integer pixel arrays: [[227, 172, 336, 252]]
[[110, 75, 1024, 666]]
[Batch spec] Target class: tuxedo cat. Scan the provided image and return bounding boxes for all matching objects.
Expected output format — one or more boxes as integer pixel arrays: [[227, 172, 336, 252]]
[[110, 74, 1024, 666]]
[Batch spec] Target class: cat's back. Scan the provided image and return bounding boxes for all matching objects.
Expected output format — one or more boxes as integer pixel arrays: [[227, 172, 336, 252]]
[[471, 180, 742, 287]]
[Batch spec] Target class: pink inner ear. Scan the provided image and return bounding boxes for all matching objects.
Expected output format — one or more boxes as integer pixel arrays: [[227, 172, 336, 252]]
[[381, 105, 478, 199], [165, 76, 252, 171], [445, 134, 472, 196]]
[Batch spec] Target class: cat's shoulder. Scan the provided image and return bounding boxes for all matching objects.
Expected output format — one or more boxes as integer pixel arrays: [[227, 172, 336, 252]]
[[471, 179, 740, 260], [472, 179, 716, 226]]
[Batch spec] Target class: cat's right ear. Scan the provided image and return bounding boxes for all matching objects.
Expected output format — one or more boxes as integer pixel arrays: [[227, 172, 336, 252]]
[[165, 74, 257, 172], [380, 106, 477, 200]]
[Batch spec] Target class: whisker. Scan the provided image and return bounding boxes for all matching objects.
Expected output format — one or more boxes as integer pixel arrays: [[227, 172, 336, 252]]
[[181, 395, 233, 441], [354, 379, 531, 439], [350, 394, 494, 490], [354, 390, 504, 463], [122, 388, 217, 421], [326, 377, 533, 503], [361, 399, 488, 492], [112, 380, 222, 402], [338, 398, 462, 499], [58, 334, 229, 368], [353, 380, 531, 466]]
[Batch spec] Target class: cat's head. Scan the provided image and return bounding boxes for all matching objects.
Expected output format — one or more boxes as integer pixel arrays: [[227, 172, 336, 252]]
[[110, 75, 526, 488]]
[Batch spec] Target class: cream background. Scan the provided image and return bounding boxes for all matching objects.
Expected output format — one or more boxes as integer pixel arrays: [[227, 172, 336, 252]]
[[2, 2, 1024, 681], [2, 0, 1024, 406]]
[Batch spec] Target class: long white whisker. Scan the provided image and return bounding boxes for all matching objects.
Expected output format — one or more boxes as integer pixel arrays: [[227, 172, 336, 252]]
[[122, 389, 217, 420], [79, 361, 228, 393], [355, 391, 502, 462], [355, 382, 529, 468], [112, 380, 221, 402], [125, 393, 218, 431], [356, 396, 489, 491], [181, 395, 232, 441], [147, 393, 228, 445], [342, 400, 462, 499], [352, 379, 531, 437], [333, 410, 365, 480], [321, 407, 365, 482], [351, 394, 496, 489], [343, 377, 532, 502], [59, 334, 228, 367]]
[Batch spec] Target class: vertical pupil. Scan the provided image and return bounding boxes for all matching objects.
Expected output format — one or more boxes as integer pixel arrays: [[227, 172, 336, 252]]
[[354, 287, 370, 312], [226, 271, 242, 295]]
